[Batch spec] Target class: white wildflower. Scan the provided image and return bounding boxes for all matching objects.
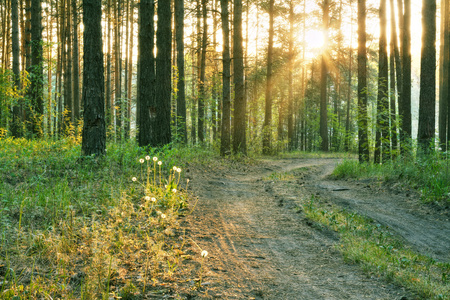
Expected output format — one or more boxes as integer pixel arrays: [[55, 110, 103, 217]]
[[201, 250, 208, 257]]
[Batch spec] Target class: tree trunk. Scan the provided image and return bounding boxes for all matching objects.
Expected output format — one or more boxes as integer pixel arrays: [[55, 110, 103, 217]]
[[287, 1, 294, 151], [320, 0, 329, 152], [29, 0, 44, 137], [137, 0, 155, 147], [114, 0, 122, 139], [125, 0, 134, 140], [11, 0, 21, 137], [375, 0, 389, 164], [175, 0, 187, 143], [417, 0, 436, 153], [198, 0, 208, 143], [81, 0, 106, 156], [220, 0, 231, 156], [233, 0, 246, 154], [72, 0, 80, 122], [262, 0, 274, 155], [439, 0, 449, 151], [358, 0, 369, 162], [64, 0, 73, 129], [106, 0, 112, 128], [389, 0, 399, 156], [153, 0, 172, 146], [400, 0, 412, 154]]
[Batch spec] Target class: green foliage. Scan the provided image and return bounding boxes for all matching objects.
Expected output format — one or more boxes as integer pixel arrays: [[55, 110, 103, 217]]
[[332, 156, 450, 204], [304, 197, 450, 299], [0, 139, 208, 299]]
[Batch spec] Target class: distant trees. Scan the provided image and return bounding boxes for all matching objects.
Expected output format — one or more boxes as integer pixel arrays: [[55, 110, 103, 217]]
[[0, 0, 447, 160]]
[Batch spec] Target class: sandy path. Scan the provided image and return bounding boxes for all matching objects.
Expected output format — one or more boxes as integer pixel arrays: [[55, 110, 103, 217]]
[[183, 158, 422, 299]]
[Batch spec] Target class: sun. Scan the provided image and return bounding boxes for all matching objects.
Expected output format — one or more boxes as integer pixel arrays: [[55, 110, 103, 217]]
[[304, 29, 325, 50]]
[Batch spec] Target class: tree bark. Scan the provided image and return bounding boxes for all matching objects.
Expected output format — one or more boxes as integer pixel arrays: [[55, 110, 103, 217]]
[[233, 0, 246, 154], [137, 0, 155, 147], [262, 0, 274, 155], [72, 0, 80, 122], [198, 0, 208, 143], [358, 0, 369, 162], [175, 0, 187, 143], [11, 0, 21, 137], [320, 0, 329, 152], [439, 0, 449, 150], [287, 1, 294, 151], [400, 0, 412, 154], [81, 0, 106, 156], [153, 0, 172, 146], [417, 0, 436, 153], [220, 0, 231, 156], [375, 0, 389, 164]]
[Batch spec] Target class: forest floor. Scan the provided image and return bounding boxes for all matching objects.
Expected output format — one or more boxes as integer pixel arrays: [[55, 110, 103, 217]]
[[179, 157, 450, 299]]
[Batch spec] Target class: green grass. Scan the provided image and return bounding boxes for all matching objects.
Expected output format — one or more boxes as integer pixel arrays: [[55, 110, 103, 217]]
[[303, 196, 450, 299], [0, 137, 218, 299], [332, 156, 450, 204]]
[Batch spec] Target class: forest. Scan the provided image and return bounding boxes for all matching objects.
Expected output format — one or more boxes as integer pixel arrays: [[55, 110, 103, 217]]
[[0, 0, 450, 299]]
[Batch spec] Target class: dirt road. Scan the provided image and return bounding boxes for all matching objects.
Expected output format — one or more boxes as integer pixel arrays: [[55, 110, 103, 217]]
[[182, 158, 450, 299]]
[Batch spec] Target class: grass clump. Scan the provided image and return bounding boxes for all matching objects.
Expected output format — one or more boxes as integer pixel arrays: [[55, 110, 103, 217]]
[[303, 196, 450, 299], [332, 155, 450, 204], [0, 138, 207, 299]]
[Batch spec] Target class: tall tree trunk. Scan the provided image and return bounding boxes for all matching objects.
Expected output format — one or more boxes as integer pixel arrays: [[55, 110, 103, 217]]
[[81, 0, 106, 156], [345, 0, 353, 152], [106, 0, 112, 128], [389, 0, 399, 156], [11, 0, 21, 137], [64, 0, 73, 128], [125, 0, 134, 139], [220, 0, 231, 156], [417, 0, 436, 153], [29, 0, 44, 137], [358, 0, 369, 162], [233, 0, 246, 154], [153, 0, 172, 146], [400, 0, 412, 154], [198, 0, 207, 143], [320, 0, 329, 152], [72, 0, 80, 122], [175, 0, 187, 143], [439, 0, 449, 151], [114, 0, 122, 139], [137, 0, 155, 147], [262, 0, 274, 155], [287, 1, 294, 151], [375, 0, 389, 164]]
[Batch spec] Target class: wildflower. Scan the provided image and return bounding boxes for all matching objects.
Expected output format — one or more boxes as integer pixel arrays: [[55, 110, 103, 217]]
[[177, 168, 181, 173], [145, 155, 151, 161], [151, 197, 157, 202], [158, 161, 162, 166], [172, 188, 177, 193], [144, 196, 150, 201], [173, 166, 177, 171], [139, 158, 145, 163], [201, 250, 208, 258], [153, 157, 158, 162], [132, 177, 137, 182], [161, 214, 166, 219]]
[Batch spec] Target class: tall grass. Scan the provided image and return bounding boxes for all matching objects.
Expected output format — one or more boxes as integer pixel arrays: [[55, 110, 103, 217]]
[[0, 138, 214, 299], [332, 155, 450, 204]]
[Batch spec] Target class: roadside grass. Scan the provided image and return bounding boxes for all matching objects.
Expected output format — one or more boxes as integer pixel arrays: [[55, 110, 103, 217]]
[[303, 196, 450, 300], [0, 138, 215, 299], [332, 155, 450, 204], [273, 150, 355, 160]]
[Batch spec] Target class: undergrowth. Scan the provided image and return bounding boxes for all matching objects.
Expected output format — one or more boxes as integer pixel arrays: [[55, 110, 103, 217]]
[[332, 155, 450, 204], [303, 196, 450, 300], [0, 138, 213, 299]]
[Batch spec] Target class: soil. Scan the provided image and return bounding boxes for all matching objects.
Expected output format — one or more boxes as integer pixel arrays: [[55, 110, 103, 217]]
[[180, 158, 450, 299]]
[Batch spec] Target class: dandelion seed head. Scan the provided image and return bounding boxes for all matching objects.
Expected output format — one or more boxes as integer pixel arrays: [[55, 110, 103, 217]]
[[173, 166, 177, 171], [187, 179, 190, 183], [145, 155, 151, 161], [177, 168, 181, 173], [144, 196, 150, 201], [156, 211, 162, 215], [172, 188, 177, 193], [158, 161, 162, 166], [201, 250, 208, 257], [153, 157, 158, 162], [151, 197, 157, 202], [132, 177, 137, 182], [161, 214, 166, 219], [139, 158, 145, 164]]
